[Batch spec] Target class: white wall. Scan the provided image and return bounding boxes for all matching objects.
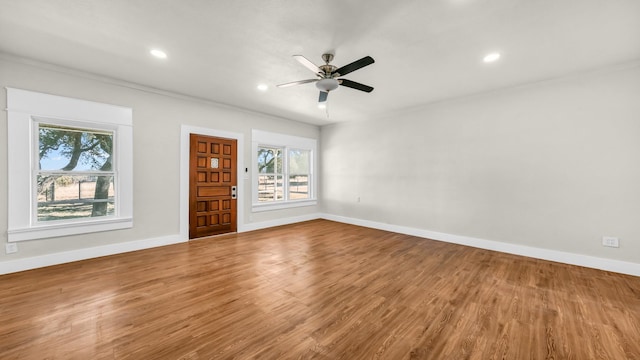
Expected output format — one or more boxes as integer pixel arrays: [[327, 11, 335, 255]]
[[0, 57, 320, 270], [3, 55, 639, 274], [321, 63, 640, 265]]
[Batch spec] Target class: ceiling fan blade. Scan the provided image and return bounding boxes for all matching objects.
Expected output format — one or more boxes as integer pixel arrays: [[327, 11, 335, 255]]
[[332, 56, 375, 76], [339, 79, 374, 93], [293, 55, 322, 75], [277, 79, 319, 88], [319, 91, 328, 103]]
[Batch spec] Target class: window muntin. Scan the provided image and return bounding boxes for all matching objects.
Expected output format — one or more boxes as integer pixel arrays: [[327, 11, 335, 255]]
[[36, 123, 117, 222]]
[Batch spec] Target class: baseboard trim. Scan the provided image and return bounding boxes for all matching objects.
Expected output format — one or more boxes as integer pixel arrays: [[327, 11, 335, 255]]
[[0, 235, 184, 275], [3, 214, 638, 277], [0, 213, 321, 275], [320, 213, 640, 277], [239, 213, 322, 233]]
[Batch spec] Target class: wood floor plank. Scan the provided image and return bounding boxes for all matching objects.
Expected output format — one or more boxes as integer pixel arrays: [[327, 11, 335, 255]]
[[1, 219, 639, 359]]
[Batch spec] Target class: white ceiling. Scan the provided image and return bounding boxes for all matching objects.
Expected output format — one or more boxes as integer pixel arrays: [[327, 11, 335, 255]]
[[1, 0, 639, 126]]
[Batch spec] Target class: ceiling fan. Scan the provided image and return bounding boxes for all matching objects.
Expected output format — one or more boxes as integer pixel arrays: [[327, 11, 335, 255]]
[[277, 53, 375, 104]]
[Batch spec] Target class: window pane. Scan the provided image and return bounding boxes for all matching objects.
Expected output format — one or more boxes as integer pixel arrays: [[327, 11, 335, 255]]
[[257, 147, 282, 174], [289, 149, 310, 174], [257, 175, 283, 202], [37, 175, 115, 221], [39, 124, 113, 171], [289, 175, 309, 200]]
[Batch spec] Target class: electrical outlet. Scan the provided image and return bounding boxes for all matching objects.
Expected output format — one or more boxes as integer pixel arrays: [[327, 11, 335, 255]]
[[602, 236, 619, 248], [5, 243, 18, 254]]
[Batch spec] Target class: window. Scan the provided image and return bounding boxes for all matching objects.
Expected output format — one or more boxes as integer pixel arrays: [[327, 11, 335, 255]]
[[288, 149, 311, 200], [7, 88, 133, 241], [257, 146, 283, 202], [252, 130, 317, 211], [36, 123, 116, 222]]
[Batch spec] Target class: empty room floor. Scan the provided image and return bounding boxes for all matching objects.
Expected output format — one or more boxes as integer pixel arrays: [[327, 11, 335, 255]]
[[1, 219, 639, 359]]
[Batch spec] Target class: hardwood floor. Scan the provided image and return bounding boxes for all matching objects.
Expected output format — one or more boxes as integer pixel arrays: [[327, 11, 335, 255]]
[[1, 220, 639, 359]]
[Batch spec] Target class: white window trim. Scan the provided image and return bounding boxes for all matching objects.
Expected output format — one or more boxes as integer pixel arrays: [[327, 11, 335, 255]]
[[252, 129, 317, 212], [6, 88, 133, 242]]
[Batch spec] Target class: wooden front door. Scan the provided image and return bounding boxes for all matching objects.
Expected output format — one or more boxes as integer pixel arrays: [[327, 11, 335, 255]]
[[189, 134, 237, 239]]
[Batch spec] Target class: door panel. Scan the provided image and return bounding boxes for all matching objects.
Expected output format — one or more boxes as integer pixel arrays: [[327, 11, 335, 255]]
[[189, 134, 237, 239]]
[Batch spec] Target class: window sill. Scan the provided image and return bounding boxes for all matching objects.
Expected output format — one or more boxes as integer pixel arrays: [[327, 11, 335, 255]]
[[7, 217, 133, 242], [252, 199, 317, 213]]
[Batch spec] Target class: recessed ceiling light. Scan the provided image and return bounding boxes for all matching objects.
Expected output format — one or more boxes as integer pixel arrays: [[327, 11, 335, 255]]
[[483, 52, 501, 63], [257, 84, 268, 91], [150, 49, 167, 59]]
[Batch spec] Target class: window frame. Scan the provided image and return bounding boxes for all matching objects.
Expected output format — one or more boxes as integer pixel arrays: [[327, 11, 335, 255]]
[[7, 88, 133, 242], [256, 145, 284, 202], [251, 130, 317, 212], [33, 119, 118, 224], [286, 148, 312, 201]]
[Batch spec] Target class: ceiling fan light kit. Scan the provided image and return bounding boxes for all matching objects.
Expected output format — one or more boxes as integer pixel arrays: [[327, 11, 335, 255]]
[[315, 78, 339, 92], [277, 53, 375, 104]]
